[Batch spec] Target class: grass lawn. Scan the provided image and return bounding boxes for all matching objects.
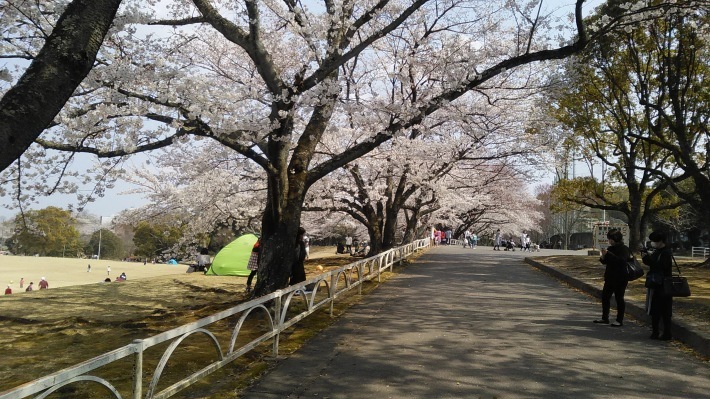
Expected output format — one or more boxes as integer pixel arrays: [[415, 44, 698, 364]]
[[0, 247, 387, 398]]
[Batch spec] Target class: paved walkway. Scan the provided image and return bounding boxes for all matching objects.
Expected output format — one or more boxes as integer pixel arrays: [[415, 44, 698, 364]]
[[241, 246, 710, 398]]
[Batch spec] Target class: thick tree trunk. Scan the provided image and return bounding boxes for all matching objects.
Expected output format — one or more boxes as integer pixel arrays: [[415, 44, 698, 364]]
[[0, 0, 123, 172], [401, 209, 420, 244], [381, 206, 400, 251]]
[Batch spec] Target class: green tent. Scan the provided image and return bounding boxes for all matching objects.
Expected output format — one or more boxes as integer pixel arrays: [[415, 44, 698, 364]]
[[205, 233, 258, 276]]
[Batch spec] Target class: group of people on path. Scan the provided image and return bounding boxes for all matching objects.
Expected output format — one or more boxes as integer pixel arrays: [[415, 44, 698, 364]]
[[493, 229, 537, 251], [462, 230, 479, 248], [432, 228, 453, 245], [595, 229, 674, 340], [4, 276, 49, 295]]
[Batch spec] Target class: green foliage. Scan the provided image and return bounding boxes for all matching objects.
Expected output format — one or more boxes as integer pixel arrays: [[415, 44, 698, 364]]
[[132, 221, 185, 259], [551, 177, 631, 212], [85, 229, 125, 260], [11, 207, 80, 256]]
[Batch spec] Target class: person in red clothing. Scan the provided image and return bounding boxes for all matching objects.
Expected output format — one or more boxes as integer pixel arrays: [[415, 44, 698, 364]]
[[38, 277, 49, 290], [4, 285, 11, 295]]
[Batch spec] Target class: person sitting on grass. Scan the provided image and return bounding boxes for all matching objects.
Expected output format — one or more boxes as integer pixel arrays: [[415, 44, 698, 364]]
[[351, 242, 371, 257]]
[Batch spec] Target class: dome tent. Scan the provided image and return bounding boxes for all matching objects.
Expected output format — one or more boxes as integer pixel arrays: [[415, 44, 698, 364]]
[[205, 233, 258, 276]]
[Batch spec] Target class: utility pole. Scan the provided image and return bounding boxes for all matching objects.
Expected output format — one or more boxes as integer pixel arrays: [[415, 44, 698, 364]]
[[97, 216, 103, 260]]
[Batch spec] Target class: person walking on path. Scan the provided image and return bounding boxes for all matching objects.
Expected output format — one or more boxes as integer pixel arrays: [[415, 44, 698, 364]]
[[38, 277, 49, 290], [494, 229, 501, 250], [289, 227, 307, 286], [595, 228, 631, 327], [245, 237, 261, 293], [642, 231, 674, 340], [19, 277, 24, 289]]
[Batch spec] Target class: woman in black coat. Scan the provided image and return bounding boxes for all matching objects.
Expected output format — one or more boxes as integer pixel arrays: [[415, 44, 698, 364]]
[[642, 231, 673, 340], [595, 229, 632, 327]]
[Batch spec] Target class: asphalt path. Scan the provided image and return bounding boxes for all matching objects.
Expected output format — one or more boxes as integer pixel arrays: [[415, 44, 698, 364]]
[[241, 246, 710, 398]]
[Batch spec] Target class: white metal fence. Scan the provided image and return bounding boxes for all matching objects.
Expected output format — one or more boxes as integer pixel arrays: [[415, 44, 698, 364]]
[[691, 247, 709, 258], [0, 239, 430, 399]]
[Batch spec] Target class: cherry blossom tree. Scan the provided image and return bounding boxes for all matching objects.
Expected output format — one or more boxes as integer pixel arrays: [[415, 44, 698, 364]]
[[0, 0, 124, 172], [1, 0, 702, 295]]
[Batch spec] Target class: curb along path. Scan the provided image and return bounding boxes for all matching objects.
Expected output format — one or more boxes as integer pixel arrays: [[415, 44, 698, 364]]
[[524, 257, 710, 359], [241, 246, 710, 399]]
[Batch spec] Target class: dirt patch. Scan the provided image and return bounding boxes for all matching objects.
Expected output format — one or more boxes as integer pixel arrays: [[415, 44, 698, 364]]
[[0, 250, 408, 398], [528, 255, 710, 333]]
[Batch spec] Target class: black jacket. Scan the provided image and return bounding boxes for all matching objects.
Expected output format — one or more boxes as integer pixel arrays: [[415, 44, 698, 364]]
[[642, 246, 673, 278], [600, 243, 632, 282]]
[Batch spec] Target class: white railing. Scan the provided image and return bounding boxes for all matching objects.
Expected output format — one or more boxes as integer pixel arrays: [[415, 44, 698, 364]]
[[691, 247, 709, 258], [0, 239, 430, 399]]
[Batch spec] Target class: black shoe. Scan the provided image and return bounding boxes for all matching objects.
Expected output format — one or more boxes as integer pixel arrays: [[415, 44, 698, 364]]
[[593, 319, 609, 324], [610, 321, 623, 327]]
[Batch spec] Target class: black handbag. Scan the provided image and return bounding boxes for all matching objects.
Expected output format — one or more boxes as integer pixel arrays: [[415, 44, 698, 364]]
[[625, 257, 645, 281], [662, 255, 691, 297], [607, 250, 644, 281]]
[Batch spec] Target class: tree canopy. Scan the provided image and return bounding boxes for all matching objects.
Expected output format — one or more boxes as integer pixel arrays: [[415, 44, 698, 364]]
[[1, 0, 703, 294], [10, 207, 80, 256]]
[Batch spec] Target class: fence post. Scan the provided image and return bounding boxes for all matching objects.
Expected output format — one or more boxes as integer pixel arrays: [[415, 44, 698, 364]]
[[272, 292, 282, 358], [329, 273, 337, 317], [132, 339, 143, 399], [377, 258, 382, 283], [358, 263, 363, 295]]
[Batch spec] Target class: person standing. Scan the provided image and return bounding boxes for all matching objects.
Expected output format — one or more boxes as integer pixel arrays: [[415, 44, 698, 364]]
[[494, 229, 501, 250], [345, 235, 353, 254], [289, 227, 307, 285], [19, 277, 24, 289], [87, 264, 91, 272], [107, 266, 111, 276], [245, 237, 261, 293], [642, 231, 674, 340], [303, 233, 310, 260], [38, 277, 49, 290], [595, 229, 631, 327]]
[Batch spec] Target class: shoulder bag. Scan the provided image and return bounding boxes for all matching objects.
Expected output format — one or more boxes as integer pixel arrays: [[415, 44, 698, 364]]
[[625, 256, 645, 281], [662, 254, 691, 297], [608, 249, 644, 281]]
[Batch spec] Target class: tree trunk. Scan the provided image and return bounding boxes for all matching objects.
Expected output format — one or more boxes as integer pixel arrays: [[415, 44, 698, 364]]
[[381, 205, 400, 251], [0, 0, 123, 172], [402, 208, 420, 244]]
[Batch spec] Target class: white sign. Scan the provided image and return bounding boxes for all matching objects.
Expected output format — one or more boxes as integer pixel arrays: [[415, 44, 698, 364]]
[[593, 222, 629, 249]]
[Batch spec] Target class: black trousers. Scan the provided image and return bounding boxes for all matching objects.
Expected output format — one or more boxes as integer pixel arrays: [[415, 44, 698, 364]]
[[650, 291, 673, 336], [601, 279, 628, 322], [246, 270, 257, 287]]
